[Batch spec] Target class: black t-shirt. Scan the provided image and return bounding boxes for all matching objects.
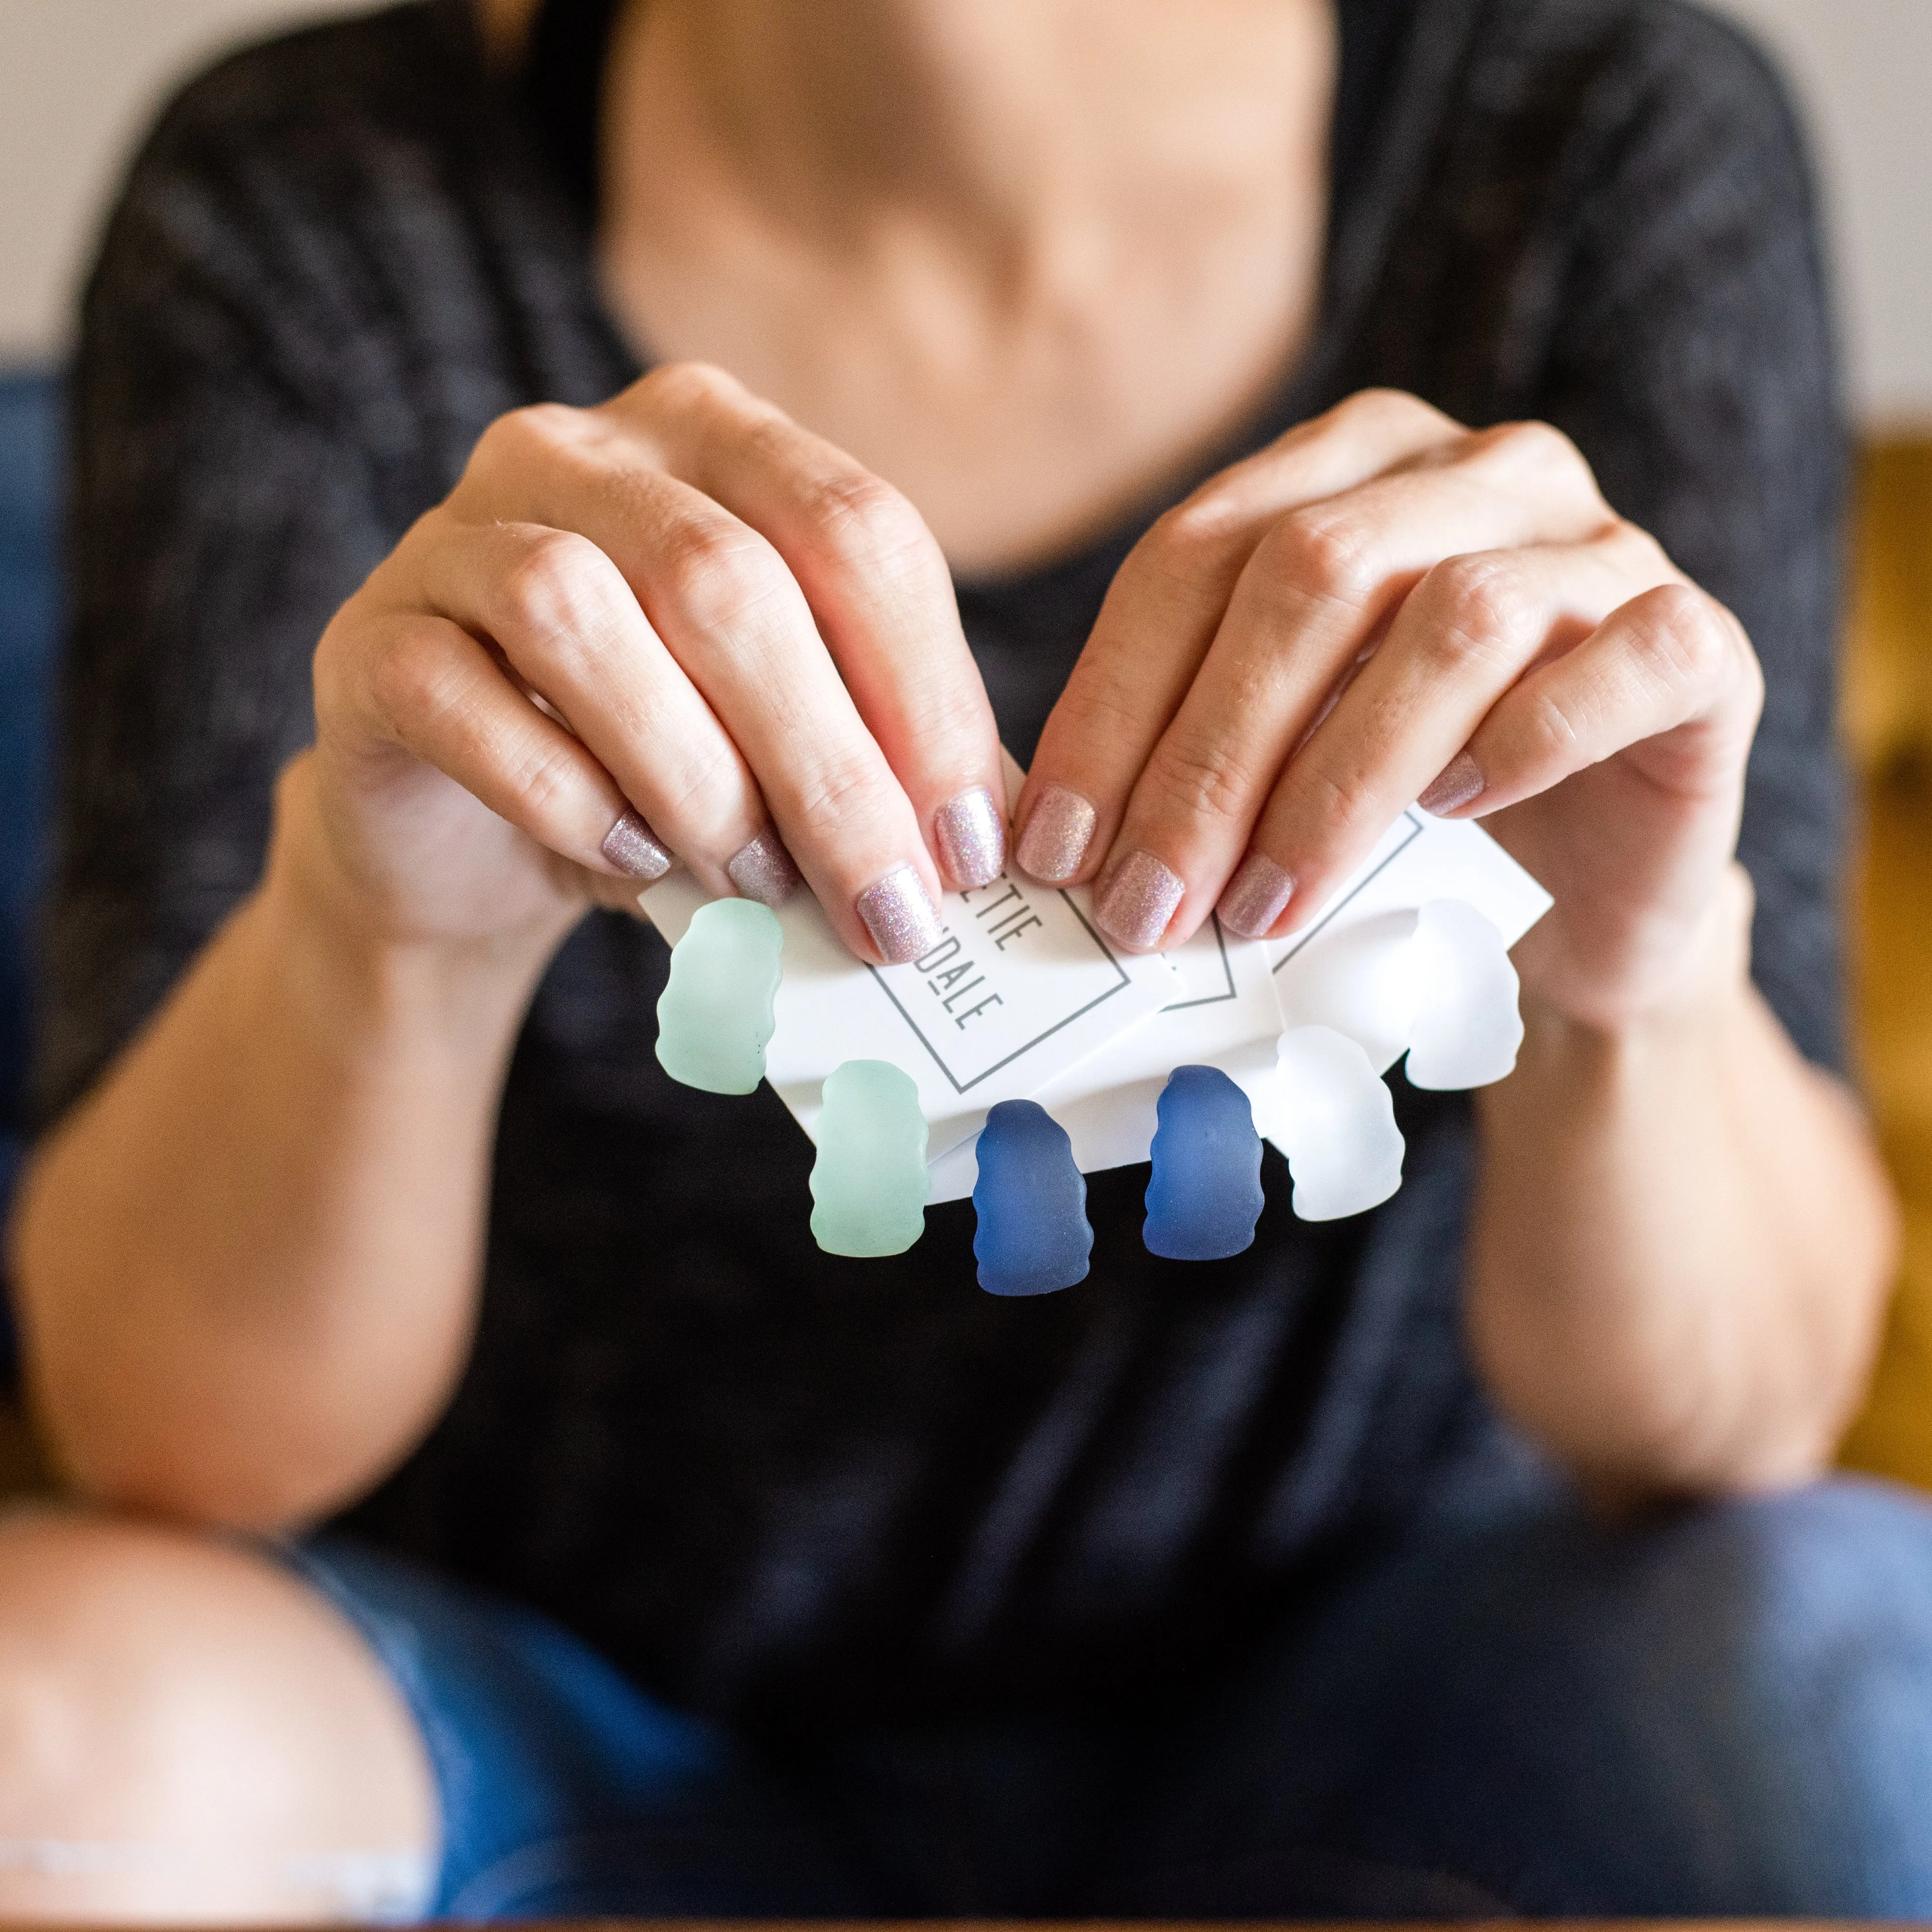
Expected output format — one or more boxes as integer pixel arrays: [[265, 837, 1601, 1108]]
[[39, 0, 1844, 1729]]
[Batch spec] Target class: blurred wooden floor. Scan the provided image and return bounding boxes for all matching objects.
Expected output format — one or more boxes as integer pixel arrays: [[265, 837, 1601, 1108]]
[[1840, 751, 1932, 1482], [1837, 441, 1932, 1487]]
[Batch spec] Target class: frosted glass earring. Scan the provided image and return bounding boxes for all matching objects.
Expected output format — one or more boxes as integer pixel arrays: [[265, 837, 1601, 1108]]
[[1144, 1064, 1264, 1260], [654, 898, 785, 1094], [810, 1060, 930, 1256], [971, 1100, 1092, 1296]]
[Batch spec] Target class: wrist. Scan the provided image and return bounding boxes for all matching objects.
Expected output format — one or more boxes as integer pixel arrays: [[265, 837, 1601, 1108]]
[[255, 757, 567, 1067], [1518, 861, 1755, 1051], [1494, 864, 1757, 1118]]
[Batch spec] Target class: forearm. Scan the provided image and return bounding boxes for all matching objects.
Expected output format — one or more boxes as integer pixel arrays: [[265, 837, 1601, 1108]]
[[9, 760, 567, 1529], [1466, 875, 1899, 1497]]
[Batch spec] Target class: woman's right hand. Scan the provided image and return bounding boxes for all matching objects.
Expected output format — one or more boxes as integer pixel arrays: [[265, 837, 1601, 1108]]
[[304, 361, 1007, 966]]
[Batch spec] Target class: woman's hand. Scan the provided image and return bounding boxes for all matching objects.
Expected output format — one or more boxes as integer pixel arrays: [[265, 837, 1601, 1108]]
[[1015, 389, 1765, 1032], [307, 361, 1007, 967]]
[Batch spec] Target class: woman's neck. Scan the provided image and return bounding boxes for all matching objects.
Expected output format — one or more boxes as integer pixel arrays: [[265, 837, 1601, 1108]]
[[593, 0, 1336, 573], [616, 0, 1323, 274]]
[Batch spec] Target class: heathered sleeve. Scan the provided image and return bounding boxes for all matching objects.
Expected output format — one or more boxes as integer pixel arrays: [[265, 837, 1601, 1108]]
[[31, 57, 404, 1130], [1534, 0, 1850, 1072]]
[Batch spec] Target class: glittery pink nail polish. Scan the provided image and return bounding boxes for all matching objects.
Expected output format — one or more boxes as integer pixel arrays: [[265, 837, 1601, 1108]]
[[1015, 786, 1097, 883], [855, 864, 945, 965], [1218, 852, 1296, 940], [1094, 849, 1185, 952], [1418, 751, 1485, 816], [602, 809, 672, 881], [726, 826, 802, 907], [934, 786, 1007, 889]]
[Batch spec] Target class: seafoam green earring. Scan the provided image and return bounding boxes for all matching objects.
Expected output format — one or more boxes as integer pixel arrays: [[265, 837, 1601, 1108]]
[[809, 1060, 929, 1256], [654, 899, 784, 1095]]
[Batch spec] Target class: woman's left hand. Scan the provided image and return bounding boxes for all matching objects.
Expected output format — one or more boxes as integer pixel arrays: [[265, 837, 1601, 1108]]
[[1015, 388, 1766, 1031]]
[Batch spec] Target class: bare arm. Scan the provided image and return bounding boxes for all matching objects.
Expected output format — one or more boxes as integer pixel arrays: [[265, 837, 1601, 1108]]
[[10, 758, 559, 1527], [1019, 390, 1895, 1497], [1468, 865, 1897, 1496], [13, 365, 1008, 1530]]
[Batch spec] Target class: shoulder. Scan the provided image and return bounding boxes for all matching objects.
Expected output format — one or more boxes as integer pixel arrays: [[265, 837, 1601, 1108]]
[[1449, 0, 1815, 204], [1368, 0, 1828, 408], [87, 3, 511, 333], [129, 1, 475, 181], [76, 2, 573, 454]]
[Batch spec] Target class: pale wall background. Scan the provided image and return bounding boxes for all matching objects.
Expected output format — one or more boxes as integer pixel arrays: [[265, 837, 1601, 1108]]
[[0, 0, 1927, 423]]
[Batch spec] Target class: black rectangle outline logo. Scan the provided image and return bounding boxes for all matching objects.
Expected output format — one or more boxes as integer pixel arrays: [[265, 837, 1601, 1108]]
[[1161, 912, 1238, 1012], [1270, 810, 1426, 973], [865, 883, 1136, 1095]]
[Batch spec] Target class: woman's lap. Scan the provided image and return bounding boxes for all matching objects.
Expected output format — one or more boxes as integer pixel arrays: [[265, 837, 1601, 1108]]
[[288, 1472, 1932, 1919], [1117, 1474, 1932, 1916]]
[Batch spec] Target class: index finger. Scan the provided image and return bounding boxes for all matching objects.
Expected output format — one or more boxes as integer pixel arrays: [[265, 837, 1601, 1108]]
[[1012, 389, 1464, 887], [615, 365, 1010, 890]]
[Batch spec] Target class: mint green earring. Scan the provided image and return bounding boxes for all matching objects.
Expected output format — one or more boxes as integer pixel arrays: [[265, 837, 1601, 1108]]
[[654, 899, 784, 1095], [809, 1060, 929, 1256]]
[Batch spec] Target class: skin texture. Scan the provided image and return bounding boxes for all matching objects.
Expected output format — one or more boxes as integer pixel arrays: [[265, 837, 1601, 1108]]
[[0, 1510, 435, 1923], [0, 0, 1900, 1916]]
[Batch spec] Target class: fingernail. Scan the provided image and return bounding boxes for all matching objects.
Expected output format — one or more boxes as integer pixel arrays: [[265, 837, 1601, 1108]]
[[603, 809, 673, 880], [1418, 751, 1484, 816], [1094, 849, 1186, 952], [934, 786, 1007, 889], [727, 826, 802, 907], [856, 864, 946, 965], [1218, 852, 1296, 940], [1015, 785, 1097, 883]]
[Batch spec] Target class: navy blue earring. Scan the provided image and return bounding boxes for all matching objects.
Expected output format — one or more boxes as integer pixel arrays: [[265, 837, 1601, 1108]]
[[1144, 1065, 1264, 1260], [972, 1100, 1093, 1296]]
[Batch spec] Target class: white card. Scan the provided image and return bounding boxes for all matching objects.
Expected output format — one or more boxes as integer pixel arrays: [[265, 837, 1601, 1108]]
[[926, 915, 1285, 1203], [640, 865, 1177, 1161], [1269, 809, 1551, 1073], [933, 809, 1551, 1206]]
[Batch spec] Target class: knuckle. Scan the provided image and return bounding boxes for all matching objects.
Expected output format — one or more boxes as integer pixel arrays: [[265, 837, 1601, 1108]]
[[498, 728, 587, 826], [1336, 386, 1457, 438], [1603, 517, 1673, 579], [1416, 554, 1537, 667], [635, 359, 742, 420], [1139, 491, 1253, 582], [1297, 756, 1384, 846], [1640, 584, 1764, 727], [1143, 732, 1262, 829], [471, 402, 580, 481], [801, 468, 941, 585], [1632, 582, 1731, 686], [656, 518, 791, 634], [645, 734, 737, 825], [785, 747, 889, 844], [1054, 650, 1159, 746], [492, 530, 624, 654], [367, 620, 462, 735], [1481, 417, 1585, 476], [1521, 685, 1584, 765], [1264, 507, 1378, 608]]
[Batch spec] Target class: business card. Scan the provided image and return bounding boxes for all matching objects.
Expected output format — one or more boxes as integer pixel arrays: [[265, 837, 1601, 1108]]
[[640, 864, 1176, 1159]]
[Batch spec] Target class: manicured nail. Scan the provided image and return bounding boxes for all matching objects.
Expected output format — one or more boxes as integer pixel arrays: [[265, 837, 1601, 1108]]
[[1418, 751, 1484, 816], [1218, 852, 1296, 940], [1094, 849, 1186, 952], [727, 826, 802, 908], [934, 786, 1007, 889], [856, 864, 946, 965], [1015, 785, 1097, 883], [602, 809, 673, 881]]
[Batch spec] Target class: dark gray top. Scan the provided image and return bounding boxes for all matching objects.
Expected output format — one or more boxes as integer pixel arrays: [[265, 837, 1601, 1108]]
[[38, 0, 1843, 1729]]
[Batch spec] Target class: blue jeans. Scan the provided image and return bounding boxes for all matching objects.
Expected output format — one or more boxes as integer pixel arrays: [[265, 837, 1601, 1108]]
[[290, 1474, 1932, 1919]]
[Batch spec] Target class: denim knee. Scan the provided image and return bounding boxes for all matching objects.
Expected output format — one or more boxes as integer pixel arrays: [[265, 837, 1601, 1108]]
[[1114, 1475, 1932, 1919], [1464, 1475, 1932, 1914]]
